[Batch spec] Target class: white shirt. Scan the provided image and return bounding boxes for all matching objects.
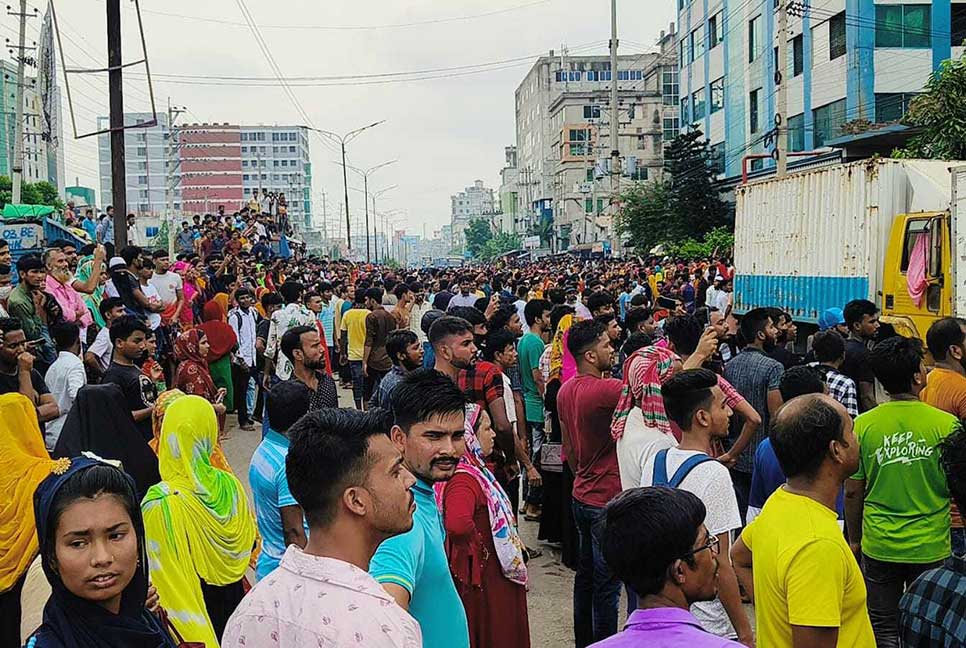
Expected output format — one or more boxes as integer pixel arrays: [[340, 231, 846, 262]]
[[500, 373, 517, 426], [513, 299, 530, 335], [139, 281, 162, 330], [641, 447, 742, 639], [446, 292, 479, 310], [88, 326, 113, 372], [615, 407, 676, 491], [44, 351, 87, 450], [149, 271, 183, 307], [229, 307, 258, 367], [409, 300, 433, 344]]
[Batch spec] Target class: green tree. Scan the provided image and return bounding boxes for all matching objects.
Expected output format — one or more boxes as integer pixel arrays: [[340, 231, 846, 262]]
[[0, 175, 65, 210], [896, 53, 966, 159], [479, 232, 522, 260], [463, 217, 493, 258], [614, 179, 673, 252], [529, 217, 553, 248]]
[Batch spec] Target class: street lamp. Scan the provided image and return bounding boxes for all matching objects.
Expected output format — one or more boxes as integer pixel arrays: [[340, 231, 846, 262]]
[[305, 120, 385, 250], [370, 185, 397, 262], [335, 159, 396, 262]]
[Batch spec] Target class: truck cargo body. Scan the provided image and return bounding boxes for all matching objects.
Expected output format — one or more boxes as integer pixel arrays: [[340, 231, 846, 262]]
[[733, 159, 957, 324]]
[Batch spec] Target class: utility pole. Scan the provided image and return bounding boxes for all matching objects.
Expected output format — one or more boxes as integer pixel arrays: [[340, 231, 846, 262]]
[[165, 98, 185, 256], [609, 0, 621, 199], [8, 1, 36, 204], [320, 189, 327, 243], [775, 0, 789, 178], [107, 0, 128, 248]]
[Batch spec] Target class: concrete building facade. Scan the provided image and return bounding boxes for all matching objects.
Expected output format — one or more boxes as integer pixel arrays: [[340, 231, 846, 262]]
[[514, 30, 679, 251], [1, 60, 63, 188], [677, 0, 966, 179], [240, 125, 312, 230], [97, 112, 171, 216], [450, 179, 495, 252], [497, 145, 521, 235], [178, 123, 242, 215]]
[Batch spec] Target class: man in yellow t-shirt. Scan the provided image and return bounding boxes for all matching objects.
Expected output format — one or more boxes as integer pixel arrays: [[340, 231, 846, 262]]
[[339, 295, 370, 409], [732, 394, 875, 648]]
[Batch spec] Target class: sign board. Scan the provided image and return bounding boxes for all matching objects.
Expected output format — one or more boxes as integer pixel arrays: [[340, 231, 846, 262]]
[[524, 235, 541, 249], [2, 223, 43, 251]]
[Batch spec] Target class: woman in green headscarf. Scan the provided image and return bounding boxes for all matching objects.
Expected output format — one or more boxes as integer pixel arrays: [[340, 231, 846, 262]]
[[75, 255, 107, 328], [141, 395, 255, 647]]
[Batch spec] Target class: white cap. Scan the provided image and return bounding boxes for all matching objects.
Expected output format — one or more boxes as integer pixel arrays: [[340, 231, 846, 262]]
[[108, 256, 126, 270]]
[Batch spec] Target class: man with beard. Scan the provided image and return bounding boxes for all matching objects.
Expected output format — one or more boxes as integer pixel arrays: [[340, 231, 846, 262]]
[[841, 299, 880, 413], [101, 315, 157, 440], [43, 247, 92, 339], [370, 369, 470, 648], [225, 406, 421, 647], [723, 308, 784, 523], [370, 329, 423, 409], [281, 325, 338, 411]]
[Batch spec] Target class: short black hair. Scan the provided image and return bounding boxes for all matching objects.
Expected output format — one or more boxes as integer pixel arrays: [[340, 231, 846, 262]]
[[624, 306, 653, 333], [393, 283, 412, 300], [488, 304, 518, 332], [586, 290, 614, 314], [926, 317, 966, 362], [810, 330, 844, 364], [151, 249, 169, 259], [16, 254, 44, 274], [99, 297, 124, 319], [601, 487, 706, 597], [779, 365, 825, 401], [280, 325, 316, 364], [429, 316, 474, 347], [622, 332, 653, 357], [550, 305, 574, 337], [390, 368, 466, 431], [664, 315, 704, 356], [386, 329, 418, 366], [449, 306, 485, 328], [739, 308, 772, 344], [844, 299, 878, 331], [267, 380, 312, 434], [0, 317, 21, 337], [567, 319, 606, 358], [261, 292, 283, 309], [523, 299, 552, 327], [50, 321, 80, 351], [940, 425, 966, 514], [483, 328, 517, 362], [661, 368, 718, 430], [771, 395, 848, 478], [280, 281, 304, 304], [869, 335, 924, 395], [119, 245, 142, 267], [365, 287, 384, 303], [109, 315, 148, 345], [286, 407, 393, 528], [235, 287, 254, 301]]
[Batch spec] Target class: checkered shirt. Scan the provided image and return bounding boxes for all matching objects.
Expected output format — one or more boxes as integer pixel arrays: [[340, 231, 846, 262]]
[[898, 554, 966, 647], [457, 360, 505, 411], [810, 363, 859, 417]]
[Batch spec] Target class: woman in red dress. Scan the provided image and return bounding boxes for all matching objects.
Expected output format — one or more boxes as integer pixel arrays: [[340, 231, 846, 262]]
[[436, 406, 531, 648]]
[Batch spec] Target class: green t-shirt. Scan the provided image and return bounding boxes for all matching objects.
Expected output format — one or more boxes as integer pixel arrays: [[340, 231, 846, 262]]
[[518, 332, 546, 423], [851, 400, 957, 562]]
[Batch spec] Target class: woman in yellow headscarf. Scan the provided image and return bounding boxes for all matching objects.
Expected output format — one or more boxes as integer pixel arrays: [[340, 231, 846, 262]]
[[0, 393, 70, 645], [150, 389, 233, 474], [141, 396, 255, 647]]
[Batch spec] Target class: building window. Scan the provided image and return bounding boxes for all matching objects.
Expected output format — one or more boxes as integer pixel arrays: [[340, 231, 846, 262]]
[[583, 105, 601, 119], [829, 11, 847, 59], [273, 160, 279, 167], [586, 168, 595, 182], [243, 174, 249, 181], [585, 198, 594, 214], [663, 117, 680, 141], [692, 88, 706, 120], [289, 145, 296, 153], [137, 175, 147, 184], [793, 35, 804, 76], [749, 15, 761, 62], [663, 69, 679, 106], [568, 128, 591, 156], [953, 4, 966, 46], [813, 98, 847, 147], [710, 142, 725, 174], [136, 147, 146, 156], [630, 166, 648, 181], [749, 88, 761, 133], [679, 38, 687, 68], [876, 4, 931, 48], [750, 158, 764, 172], [690, 24, 705, 62], [709, 13, 723, 49], [568, 70, 582, 81], [875, 92, 917, 122], [710, 77, 724, 113], [555, 70, 566, 82], [681, 96, 690, 123], [787, 113, 805, 152]]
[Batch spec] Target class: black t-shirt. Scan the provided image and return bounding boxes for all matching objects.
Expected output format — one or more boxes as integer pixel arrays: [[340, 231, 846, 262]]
[[841, 338, 875, 411], [432, 290, 454, 311], [767, 345, 802, 370], [0, 367, 50, 435], [102, 362, 157, 440]]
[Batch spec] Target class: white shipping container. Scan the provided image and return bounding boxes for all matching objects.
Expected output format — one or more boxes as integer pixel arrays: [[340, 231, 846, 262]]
[[733, 158, 956, 323]]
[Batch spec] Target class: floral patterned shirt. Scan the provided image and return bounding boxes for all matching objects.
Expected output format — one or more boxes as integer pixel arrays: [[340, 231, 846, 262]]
[[222, 545, 422, 648], [265, 302, 316, 380]]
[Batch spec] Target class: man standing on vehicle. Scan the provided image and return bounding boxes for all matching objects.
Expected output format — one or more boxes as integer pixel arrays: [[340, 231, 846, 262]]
[[841, 299, 880, 413]]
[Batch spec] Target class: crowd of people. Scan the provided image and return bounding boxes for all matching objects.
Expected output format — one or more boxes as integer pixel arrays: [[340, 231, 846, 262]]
[[0, 206, 962, 648]]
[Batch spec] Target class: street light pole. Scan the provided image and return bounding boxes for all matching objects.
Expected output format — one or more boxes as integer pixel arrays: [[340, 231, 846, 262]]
[[306, 120, 385, 251], [370, 184, 397, 262], [335, 159, 396, 263]]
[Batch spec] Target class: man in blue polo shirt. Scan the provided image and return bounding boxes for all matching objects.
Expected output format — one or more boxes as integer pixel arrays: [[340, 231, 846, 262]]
[[249, 380, 312, 581], [370, 368, 470, 648]]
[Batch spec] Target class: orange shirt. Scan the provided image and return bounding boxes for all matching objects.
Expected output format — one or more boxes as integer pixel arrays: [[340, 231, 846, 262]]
[[920, 366, 966, 527]]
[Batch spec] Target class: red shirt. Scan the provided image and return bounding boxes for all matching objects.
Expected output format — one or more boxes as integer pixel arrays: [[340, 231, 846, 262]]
[[558, 373, 623, 507], [458, 361, 505, 412]]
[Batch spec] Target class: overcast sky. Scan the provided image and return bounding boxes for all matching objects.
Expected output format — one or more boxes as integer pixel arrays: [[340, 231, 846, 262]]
[[47, 0, 676, 237]]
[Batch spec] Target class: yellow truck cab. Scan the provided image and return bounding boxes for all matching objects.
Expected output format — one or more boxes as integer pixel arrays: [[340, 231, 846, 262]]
[[880, 211, 952, 341]]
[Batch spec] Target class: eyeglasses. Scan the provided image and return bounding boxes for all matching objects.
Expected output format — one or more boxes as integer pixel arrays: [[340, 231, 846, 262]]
[[679, 534, 719, 560]]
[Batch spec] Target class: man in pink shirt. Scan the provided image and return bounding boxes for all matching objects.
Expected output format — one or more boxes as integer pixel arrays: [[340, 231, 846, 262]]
[[558, 319, 624, 647], [43, 248, 92, 336]]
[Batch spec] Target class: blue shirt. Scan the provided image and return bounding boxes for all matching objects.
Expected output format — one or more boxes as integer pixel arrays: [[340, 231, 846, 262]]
[[749, 438, 844, 519], [370, 477, 469, 648], [318, 299, 336, 344], [81, 218, 97, 240], [249, 430, 307, 581]]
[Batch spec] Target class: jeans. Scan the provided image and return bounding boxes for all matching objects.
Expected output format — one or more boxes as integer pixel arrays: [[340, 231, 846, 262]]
[[422, 341, 435, 369], [863, 554, 944, 648], [261, 374, 281, 437], [231, 363, 253, 426], [730, 468, 752, 526], [525, 421, 545, 506], [572, 500, 621, 648], [349, 361, 365, 408], [952, 527, 966, 557]]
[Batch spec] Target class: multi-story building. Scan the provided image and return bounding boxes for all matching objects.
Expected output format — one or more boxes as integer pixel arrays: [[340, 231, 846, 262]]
[[178, 123, 242, 215], [1, 59, 63, 189], [240, 125, 312, 230], [677, 0, 966, 179], [497, 146, 521, 234], [97, 112, 172, 216], [450, 179, 495, 251], [514, 29, 679, 250]]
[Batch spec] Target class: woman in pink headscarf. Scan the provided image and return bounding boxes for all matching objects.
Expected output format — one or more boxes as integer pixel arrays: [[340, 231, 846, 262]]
[[172, 260, 200, 327]]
